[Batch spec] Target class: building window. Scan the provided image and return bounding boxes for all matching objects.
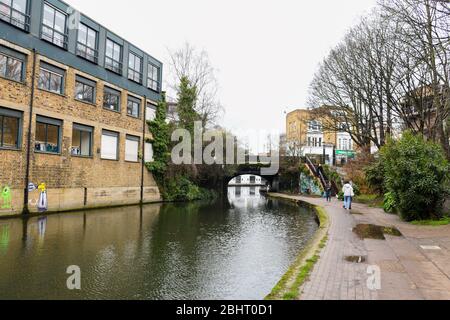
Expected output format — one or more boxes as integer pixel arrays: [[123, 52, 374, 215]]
[[77, 23, 98, 63], [35, 116, 61, 154], [147, 63, 160, 91], [101, 130, 119, 160], [103, 87, 121, 112], [0, 52, 23, 82], [0, 0, 29, 31], [144, 141, 153, 162], [127, 96, 140, 118], [128, 52, 142, 84], [105, 39, 122, 74], [75, 75, 96, 103], [145, 103, 156, 121], [38, 62, 64, 94], [71, 123, 93, 157], [125, 135, 139, 162], [41, 3, 68, 49], [0, 107, 21, 149]]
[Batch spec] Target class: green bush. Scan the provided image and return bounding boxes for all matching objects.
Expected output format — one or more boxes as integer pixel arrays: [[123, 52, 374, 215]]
[[364, 158, 385, 194], [383, 192, 396, 213], [163, 176, 216, 202], [381, 131, 450, 221]]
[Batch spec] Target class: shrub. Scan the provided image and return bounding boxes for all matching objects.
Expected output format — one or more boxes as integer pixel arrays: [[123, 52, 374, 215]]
[[381, 131, 450, 221], [364, 158, 385, 195], [383, 192, 396, 213]]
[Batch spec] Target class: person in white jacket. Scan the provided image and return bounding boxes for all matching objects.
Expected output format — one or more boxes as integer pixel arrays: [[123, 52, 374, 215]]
[[342, 181, 354, 210]]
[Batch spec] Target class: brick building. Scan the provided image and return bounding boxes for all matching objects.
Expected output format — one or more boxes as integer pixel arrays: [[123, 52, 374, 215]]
[[0, 0, 162, 216], [286, 108, 355, 165]]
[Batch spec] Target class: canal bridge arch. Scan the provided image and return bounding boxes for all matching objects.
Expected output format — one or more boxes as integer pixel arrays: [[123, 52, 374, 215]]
[[224, 166, 279, 192]]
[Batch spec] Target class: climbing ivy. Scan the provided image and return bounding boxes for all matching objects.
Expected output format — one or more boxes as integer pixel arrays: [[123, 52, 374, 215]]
[[146, 92, 170, 186]]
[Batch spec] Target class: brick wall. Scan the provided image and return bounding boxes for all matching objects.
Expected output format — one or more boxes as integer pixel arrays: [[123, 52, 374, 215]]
[[0, 42, 160, 216]]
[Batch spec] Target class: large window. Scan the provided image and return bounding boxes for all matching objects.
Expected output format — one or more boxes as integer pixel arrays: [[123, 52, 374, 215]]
[[75, 75, 96, 103], [147, 64, 160, 91], [144, 141, 153, 162], [125, 135, 139, 162], [0, 0, 29, 31], [41, 3, 67, 49], [38, 62, 64, 94], [103, 87, 121, 112], [35, 116, 61, 154], [127, 96, 140, 118], [0, 52, 23, 82], [105, 39, 122, 74], [101, 130, 119, 160], [71, 123, 92, 157], [77, 23, 98, 63], [0, 107, 21, 149], [128, 52, 142, 84], [145, 103, 156, 121]]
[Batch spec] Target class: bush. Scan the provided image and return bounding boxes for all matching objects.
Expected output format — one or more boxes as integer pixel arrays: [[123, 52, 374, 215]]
[[381, 131, 450, 221], [383, 192, 396, 213], [364, 158, 385, 195], [163, 176, 216, 202]]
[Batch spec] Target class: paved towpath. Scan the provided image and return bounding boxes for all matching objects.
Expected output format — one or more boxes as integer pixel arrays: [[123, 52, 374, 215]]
[[270, 194, 450, 300]]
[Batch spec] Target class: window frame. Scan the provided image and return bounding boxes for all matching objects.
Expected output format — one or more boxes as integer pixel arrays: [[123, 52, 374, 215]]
[[125, 134, 140, 163], [75, 75, 96, 104], [147, 63, 160, 92], [105, 38, 123, 75], [34, 115, 62, 155], [76, 23, 98, 64], [128, 51, 143, 84], [0, 107, 22, 150], [38, 62, 65, 95], [127, 95, 141, 118], [0, 0, 30, 31], [145, 103, 156, 121], [40, 2, 68, 49], [101, 129, 119, 161], [144, 141, 154, 163], [103, 86, 121, 113], [0, 51, 24, 82], [71, 123, 93, 158]]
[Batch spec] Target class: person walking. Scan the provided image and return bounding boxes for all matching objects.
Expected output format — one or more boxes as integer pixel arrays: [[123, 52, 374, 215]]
[[325, 182, 332, 202], [342, 181, 354, 211]]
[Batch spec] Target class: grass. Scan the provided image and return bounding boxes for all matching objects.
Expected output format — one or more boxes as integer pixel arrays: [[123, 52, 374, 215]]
[[265, 205, 329, 301], [354, 194, 384, 208], [411, 216, 450, 226]]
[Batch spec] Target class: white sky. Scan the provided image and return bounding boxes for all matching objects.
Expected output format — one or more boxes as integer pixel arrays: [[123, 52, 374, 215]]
[[66, 0, 377, 149]]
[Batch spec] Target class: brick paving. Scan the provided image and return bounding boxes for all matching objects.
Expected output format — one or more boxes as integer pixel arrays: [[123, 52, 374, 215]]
[[271, 194, 450, 300]]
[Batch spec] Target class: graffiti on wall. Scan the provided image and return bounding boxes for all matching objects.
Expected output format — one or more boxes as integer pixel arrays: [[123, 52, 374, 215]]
[[1, 186, 12, 210]]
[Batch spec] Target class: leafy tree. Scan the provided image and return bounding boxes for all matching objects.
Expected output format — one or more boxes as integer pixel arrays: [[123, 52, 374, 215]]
[[381, 131, 449, 221], [177, 76, 200, 135]]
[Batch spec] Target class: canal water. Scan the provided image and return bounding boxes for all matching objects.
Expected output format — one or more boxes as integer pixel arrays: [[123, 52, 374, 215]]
[[0, 187, 318, 300]]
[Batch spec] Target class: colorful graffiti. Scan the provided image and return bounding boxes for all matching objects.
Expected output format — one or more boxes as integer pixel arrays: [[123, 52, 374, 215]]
[[1, 186, 12, 209]]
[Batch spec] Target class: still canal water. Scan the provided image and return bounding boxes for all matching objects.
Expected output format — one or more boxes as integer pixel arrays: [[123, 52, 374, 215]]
[[0, 187, 318, 300]]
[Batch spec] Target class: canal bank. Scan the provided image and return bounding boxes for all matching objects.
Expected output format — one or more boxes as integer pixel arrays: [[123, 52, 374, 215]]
[[268, 193, 450, 300], [265, 193, 330, 300]]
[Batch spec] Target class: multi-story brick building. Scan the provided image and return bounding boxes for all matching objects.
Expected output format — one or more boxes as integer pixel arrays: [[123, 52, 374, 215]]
[[0, 0, 162, 216], [286, 108, 355, 165]]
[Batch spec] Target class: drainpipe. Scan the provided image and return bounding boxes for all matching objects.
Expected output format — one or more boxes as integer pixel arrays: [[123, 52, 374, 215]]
[[23, 48, 37, 215], [140, 96, 147, 205]]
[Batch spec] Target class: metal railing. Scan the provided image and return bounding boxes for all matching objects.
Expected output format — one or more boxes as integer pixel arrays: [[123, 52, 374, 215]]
[[105, 56, 123, 75], [41, 24, 68, 49], [0, 2, 30, 31], [76, 42, 98, 64]]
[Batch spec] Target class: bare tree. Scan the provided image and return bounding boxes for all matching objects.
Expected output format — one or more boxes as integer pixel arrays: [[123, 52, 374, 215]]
[[168, 43, 224, 127]]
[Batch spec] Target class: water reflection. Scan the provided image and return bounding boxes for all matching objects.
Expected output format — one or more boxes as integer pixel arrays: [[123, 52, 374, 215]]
[[0, 188, 318, 300]]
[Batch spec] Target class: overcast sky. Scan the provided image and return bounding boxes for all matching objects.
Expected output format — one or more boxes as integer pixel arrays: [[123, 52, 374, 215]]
[[66, 0, 377, 147]]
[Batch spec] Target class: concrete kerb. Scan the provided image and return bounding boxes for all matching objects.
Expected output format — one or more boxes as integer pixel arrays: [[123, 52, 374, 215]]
[[265, 193, 330, 300]]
